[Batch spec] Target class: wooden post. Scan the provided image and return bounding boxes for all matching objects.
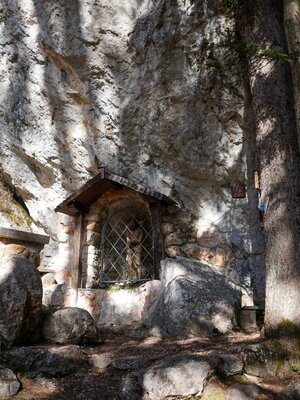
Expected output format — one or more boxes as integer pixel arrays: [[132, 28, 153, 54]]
[[72, 212, 85, 305], [149, 202, 163, 279]]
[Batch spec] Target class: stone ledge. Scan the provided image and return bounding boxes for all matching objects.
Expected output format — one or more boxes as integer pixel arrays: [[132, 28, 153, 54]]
[[0, 227, 49, 245], [38, 267, 56, 274]]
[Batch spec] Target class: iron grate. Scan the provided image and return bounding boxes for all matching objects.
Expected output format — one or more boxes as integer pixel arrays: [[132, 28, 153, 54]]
[[101, 209, 154, 283]]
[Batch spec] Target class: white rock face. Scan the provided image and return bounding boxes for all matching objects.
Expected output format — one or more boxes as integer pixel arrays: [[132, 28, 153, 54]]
[[0, 1, 265, 303]]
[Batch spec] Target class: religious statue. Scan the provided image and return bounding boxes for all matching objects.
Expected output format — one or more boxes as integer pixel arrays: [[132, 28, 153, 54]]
[[126, 220, 143, 280]]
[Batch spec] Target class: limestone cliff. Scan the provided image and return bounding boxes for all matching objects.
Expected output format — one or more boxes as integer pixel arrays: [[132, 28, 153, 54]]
[[0, 1, 265, 304]]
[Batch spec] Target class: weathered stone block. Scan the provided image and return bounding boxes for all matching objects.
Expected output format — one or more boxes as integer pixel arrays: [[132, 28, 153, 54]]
[[0, 243, 38, 267], [240, 307, 258, 332], [87, 222, 101, 232], [90, 354, 112, 369], [215, 247, 226, 267], [41, 272, 57, 286], [183, 243, 214, 261]]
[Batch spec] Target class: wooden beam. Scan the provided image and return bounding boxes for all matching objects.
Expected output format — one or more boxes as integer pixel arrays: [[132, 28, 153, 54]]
[[0, 227, 49, 245], [68, 201, 89, 214], [149, 202, 163, 279], [72, 213, 85, 295]]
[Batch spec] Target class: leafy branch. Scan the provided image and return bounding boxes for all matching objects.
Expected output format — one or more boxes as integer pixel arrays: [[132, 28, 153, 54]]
[[221, 28, 295, 75], [223, 0, 240, 17]]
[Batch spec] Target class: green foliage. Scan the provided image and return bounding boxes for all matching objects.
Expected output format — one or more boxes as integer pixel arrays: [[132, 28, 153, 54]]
[[224, 0, 239, 15], [222, 28, 295, 63], [292, 363, 300, 374], [278, 319, 300, 336], [273, 358, 285, 374], [0, 174, 33, 231], [230, 374, 246, 383], [104, 282, 143, 292], [203, 0, 294, 107], [202, 392, 225, 400], [221, 27, 295, 75], [262, 46, 295, 63]]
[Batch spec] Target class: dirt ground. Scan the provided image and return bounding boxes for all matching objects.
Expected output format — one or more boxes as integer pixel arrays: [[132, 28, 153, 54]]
[[12, 331, 297, 400]]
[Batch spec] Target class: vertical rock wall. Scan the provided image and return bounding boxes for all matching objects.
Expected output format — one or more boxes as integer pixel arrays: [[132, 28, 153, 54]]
[[0, 0, 264, 304]]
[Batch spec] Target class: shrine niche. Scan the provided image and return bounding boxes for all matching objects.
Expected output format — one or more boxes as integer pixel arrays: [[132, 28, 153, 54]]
[[55, 167, 176, 289]]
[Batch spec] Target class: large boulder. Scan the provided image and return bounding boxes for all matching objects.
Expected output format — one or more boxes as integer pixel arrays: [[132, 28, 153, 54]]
[[145, 257, 241, 337], [140, 355, 215, 399], [280, 381, 300, 400], [240, 342, 286, 378], [119, 355, 216, 400], [42, 307, 100, 344], [0, 345, 86, 377], [217, 354, 244, 377], [0, 255, 42, 348], [0, 367, 20, 397]]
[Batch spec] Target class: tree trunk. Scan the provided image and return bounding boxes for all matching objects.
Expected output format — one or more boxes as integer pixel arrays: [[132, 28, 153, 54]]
[[237, 0, 300, 334], [284, 0, 300, 150]]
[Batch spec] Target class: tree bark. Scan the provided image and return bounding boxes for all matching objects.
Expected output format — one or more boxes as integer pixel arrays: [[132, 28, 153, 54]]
[[237, 0, 300, 334], [284, 0, 300, 150]]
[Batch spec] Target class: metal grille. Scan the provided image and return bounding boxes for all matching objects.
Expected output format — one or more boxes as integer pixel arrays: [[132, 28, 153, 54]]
[[100, 208, 154, 283]]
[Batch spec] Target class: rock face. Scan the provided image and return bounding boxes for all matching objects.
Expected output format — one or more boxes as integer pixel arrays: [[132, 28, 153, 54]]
[[145, 257, 241, 337], [0, 255, 42, 348], [0, 368, 20, 397], [42, 307, 100, 344], [0, 0, 265, 306]]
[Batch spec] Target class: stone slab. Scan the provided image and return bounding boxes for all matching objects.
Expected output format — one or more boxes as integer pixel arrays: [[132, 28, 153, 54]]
[[0, 227, 49, 245]]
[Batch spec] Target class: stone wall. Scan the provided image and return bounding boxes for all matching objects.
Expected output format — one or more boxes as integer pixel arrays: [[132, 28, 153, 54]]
[[0, 0, 265, 306], [43, 281, 161, 328]]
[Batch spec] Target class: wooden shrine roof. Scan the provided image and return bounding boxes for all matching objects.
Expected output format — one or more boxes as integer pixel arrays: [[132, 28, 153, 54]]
[[55, 167, 176, 216]]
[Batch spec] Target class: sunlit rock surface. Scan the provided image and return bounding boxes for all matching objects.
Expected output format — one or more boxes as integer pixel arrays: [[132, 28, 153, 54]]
[[0, 0, 264, 304]]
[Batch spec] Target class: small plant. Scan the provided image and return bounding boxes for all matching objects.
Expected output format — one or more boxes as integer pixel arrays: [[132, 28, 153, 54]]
[[230, 374, 246, 383], [292, 363, 300, 374], [104, 282, 143, 292], [221, 28, 295, 71], [278, 319, 300, 336]]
